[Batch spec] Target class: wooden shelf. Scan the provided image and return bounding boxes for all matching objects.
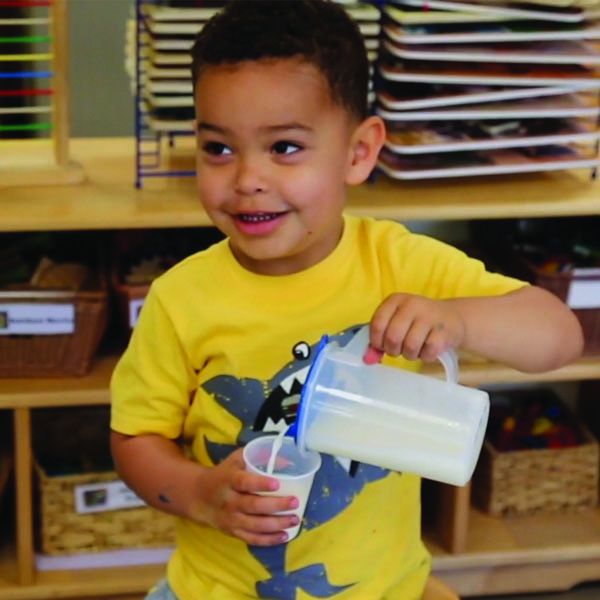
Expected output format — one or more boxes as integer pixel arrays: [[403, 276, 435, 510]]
[[0, 356, 115, 410], [0, 561, 162, 600], [2, 137, 600, 599], [1, 508, 599, 599], [0, 138, 599, 233], [428, 506, 600, 597], [0, 354, 598, 410]]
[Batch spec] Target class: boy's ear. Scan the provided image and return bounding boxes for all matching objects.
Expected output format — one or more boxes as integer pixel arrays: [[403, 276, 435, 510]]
[[345, 115, 386, 185]]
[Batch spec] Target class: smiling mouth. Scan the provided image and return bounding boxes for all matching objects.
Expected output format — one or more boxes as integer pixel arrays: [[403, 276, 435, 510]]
[[236, 212, 286, 223]]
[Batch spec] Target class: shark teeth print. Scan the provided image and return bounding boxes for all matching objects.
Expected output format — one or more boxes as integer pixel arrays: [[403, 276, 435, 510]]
[[280, 366, 310, 394]]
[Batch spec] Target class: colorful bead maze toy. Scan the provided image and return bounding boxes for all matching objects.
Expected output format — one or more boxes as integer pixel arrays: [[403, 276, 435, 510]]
[[0, 0, 84, 187]]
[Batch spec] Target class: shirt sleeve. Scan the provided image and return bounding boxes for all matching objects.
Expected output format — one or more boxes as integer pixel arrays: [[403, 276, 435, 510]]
[[399, 232, 528, 299], [110, 284, 197, 439]]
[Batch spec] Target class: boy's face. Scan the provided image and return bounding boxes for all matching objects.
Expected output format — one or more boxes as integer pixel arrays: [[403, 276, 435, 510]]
[[194, 58, 359, 276]]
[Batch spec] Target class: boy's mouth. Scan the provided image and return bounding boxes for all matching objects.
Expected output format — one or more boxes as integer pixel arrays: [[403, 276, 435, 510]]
[[235, 212, 285, 223]]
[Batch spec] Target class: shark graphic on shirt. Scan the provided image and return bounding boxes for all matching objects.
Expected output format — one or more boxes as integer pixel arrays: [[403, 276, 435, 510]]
[[201, 325, 392, 598]]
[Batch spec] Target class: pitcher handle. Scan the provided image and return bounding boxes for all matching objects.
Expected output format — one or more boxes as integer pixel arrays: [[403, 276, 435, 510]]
[[345, 325, 459, 383], [438, 349, 459, 384]]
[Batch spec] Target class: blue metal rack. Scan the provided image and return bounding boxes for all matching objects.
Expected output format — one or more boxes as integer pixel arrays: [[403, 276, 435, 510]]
[[134, 0, 196, 189]]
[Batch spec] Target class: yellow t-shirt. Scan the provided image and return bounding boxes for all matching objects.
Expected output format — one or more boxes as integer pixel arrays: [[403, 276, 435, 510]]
[[111, 215, 525, 600]]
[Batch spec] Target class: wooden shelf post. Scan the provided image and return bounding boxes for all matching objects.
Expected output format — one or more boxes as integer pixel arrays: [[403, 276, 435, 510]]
[[13, 408, 34, 586]]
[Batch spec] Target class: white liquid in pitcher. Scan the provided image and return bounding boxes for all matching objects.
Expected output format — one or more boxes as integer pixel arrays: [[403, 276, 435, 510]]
[[303, 386, 485, 485]]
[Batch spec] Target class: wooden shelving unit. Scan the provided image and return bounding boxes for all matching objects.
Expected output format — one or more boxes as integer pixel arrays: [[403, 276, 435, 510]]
[[1, 138, 599, 233], [0, 138, 599, 599]]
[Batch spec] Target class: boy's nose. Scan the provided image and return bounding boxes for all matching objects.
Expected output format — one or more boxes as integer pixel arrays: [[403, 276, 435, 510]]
[[234, 157, 268, 195]]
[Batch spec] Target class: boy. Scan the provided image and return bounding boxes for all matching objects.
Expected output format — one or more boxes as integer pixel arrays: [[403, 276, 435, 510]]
[[110, 2, 583, 599]]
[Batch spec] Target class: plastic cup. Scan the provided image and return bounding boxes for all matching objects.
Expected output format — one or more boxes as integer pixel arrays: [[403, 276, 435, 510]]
[[243, 435, 321, 540]]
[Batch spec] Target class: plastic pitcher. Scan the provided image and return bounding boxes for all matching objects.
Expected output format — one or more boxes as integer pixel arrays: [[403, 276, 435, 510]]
[[288, 326, 489, 486]]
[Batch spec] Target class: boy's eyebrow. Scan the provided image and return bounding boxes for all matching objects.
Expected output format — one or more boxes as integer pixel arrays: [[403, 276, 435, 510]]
[[197, 121, 226, 134], [196, 121, 313, 134], [263, 122, 313, 133]]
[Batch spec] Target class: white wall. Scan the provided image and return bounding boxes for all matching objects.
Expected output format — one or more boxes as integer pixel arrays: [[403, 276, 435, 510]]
[[68, 0, 134, 136]]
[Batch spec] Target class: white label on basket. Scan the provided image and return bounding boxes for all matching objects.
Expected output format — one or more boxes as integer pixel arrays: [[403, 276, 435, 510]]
[[74, 480, 146, 514], [567, 279, 600, 309], [129, 298, 145, 328], [0, 303, 75, 335]]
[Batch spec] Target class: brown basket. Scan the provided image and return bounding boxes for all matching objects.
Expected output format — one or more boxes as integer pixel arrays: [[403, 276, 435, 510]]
[[112, 270, 150, 330], [473, 427, 599, 517], [529, 266, 600, 355], [36, 466, 175, 555], [0, 286, 108, 377], [489, 252, 600, 355]]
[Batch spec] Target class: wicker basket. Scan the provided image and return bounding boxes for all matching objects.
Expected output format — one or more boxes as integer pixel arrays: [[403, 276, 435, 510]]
[[112, 271, 150, 330], [473, 426, 599, 517], [0, 286, 108, 377], [36, 466, 176, 555], [482, 249, 600, 355], [526, 264, 600, 356]]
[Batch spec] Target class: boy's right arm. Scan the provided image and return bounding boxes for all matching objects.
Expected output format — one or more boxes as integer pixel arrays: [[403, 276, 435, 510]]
[[110, 431, 299, 546]]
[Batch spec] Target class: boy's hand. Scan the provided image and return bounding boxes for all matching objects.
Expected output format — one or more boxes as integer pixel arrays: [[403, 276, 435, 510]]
[[368, 293, 465, 362], [191, 447, 299, 546]]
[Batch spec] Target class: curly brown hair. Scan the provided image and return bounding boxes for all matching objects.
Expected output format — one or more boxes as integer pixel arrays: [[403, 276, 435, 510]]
[[191, 0, 370, 121]]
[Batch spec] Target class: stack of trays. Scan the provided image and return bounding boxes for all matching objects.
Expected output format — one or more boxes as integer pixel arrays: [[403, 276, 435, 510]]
[[136, 0, 381, 134], [337, 0, 382, 106], [138, 2, 224, 133], [376, 0, 600, 180]]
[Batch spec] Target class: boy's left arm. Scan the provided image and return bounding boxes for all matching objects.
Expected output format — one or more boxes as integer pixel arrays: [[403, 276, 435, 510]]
[[368, 286, 583, 373], [447, 285, 583, 372]]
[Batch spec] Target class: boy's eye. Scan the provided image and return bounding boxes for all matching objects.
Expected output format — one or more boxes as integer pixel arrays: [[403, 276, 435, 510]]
[[202, 141, 232, 156], [271, 141, 302, 155]]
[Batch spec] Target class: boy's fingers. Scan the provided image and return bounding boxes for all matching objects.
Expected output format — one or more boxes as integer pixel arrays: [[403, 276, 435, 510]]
[[401, 319, 431, 361], [242, 492, 299, 515], [363, 346, 384, 365], [234, 471, 279, 493], [233, 528, 290, 547], [369, 294, 407, 349], [420, 329, 448, 362], [236, 512, 299, 535]]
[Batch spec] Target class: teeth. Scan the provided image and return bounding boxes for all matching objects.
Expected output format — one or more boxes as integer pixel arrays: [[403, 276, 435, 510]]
[[282, 394, 300, 410], [263, 417, 288, 433], [280, 366, 310, 394], [238, 213, 278, 223]]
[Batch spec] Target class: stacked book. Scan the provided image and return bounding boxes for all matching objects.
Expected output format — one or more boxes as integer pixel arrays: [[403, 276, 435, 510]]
[[132, 0, 381, 134], [376, 0, 600, 180]]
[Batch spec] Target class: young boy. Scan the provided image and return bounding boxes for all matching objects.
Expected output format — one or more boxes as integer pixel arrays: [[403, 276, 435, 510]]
[[110, 2, 583, 598]]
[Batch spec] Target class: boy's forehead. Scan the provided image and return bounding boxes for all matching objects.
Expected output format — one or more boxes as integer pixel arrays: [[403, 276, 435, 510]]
[[195, 58, 336, 111]]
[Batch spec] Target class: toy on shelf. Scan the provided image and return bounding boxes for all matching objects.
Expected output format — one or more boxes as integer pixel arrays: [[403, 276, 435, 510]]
[[0, 0, 84, 187]]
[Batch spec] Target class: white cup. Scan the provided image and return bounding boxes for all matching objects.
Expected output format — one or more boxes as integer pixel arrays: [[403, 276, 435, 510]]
[[243, 435, 321, 540], [290, 326, 489, 486]]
